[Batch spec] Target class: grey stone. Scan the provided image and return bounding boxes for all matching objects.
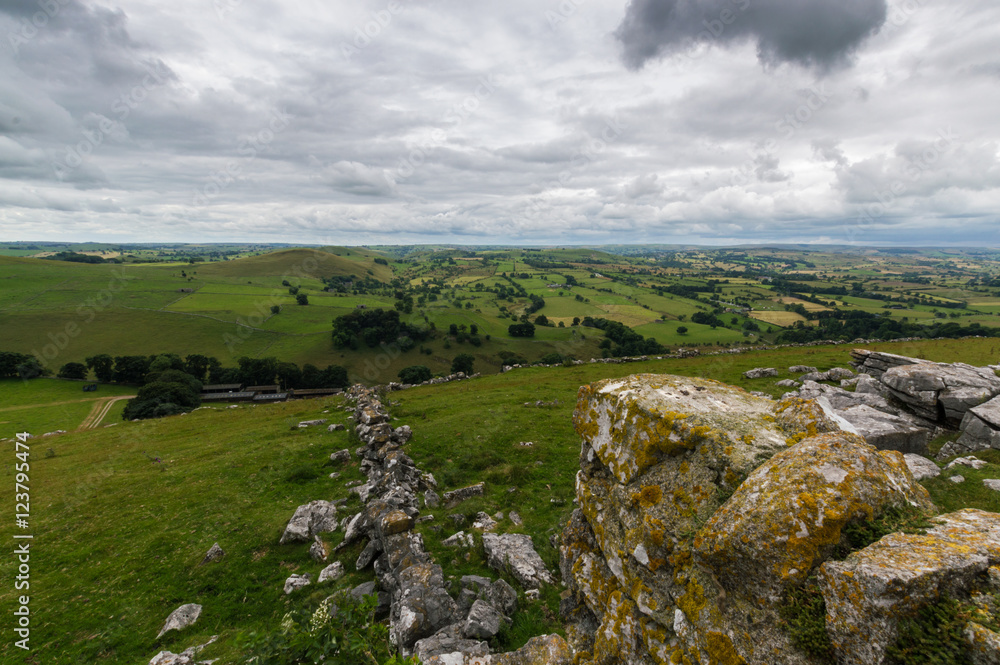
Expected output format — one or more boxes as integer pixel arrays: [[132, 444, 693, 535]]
[[743, 367, 778, 379], [471, 512, 498, 532], [463, 599, 505, 639], [148, 635, 218, 665], [199, 542, 224, 566], [442, 531, 475, 548], [904, 454, 941, 481], [279, 500, 338, 544], [789, 365, 818, 374], [775, 379, 800, 389], [442, 482, 485, 507], [330, 448, 351, 463], [309, 535, 328, 562], [156, 603, 202, 639], [298, 419, 328, 428], [284, 573, 312, 595], [424, 489, 440, 508], [985, 479, 1000, 492], [318, 561, 344, 583], [509, 511, 523, 526], [482, 533, 554, 590], [820, 510, 1000, 665], [947, 456, 988, 470], [356, 539, 381, 570], [412, 624, 489, 664], [966, 622, 1000, 665], [327, 423, 345, 432], [391, 563, 458, 649], [836, 404, 932, 455], [950, 475, 966, 484], [881, 362, 1000, 426], [486, 578, 518, 616], [826, 367, 856, 381], [350, 581, 378, 601]]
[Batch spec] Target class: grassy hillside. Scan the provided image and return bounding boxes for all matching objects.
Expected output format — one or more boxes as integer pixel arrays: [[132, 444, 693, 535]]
[[3, 338, 1000, 663]]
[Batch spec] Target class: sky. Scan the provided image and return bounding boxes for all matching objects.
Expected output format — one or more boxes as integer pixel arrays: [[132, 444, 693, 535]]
[[0, 0, 998, 247]]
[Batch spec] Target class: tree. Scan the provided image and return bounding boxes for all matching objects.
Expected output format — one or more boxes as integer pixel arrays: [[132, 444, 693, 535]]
[[534, 314, 549, 326], [122, 380, 201, 420], [58, 362, 89, 380], [470, 324, 478, 335], [277, 361, 303, 389], [296, 293, 309, 306], [183, 354, 212, 382], [451, 354, 475, 375], [398, 365, 432, 384], [572, 317, 581, 326], [271, 304, 281, 314], [113, 355, 152, 384], [508, 322, 536, 338], [86, 354, 114, 382], [677, 326, 688, 334], [237, 356, 279, 386]]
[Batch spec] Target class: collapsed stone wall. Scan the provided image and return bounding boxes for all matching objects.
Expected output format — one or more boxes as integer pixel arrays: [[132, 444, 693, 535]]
[[560, 373, 1000, 665]]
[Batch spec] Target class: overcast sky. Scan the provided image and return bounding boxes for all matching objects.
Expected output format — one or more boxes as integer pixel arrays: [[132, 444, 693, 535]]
[[1, 0, 998, 246]]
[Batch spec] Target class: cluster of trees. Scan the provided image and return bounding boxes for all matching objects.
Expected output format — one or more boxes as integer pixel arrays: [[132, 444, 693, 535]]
[[775, 312, 1000, 343], [331, 308, 429, 349], [0, 351, 49, 380], [44, 251, 116, 264], [508, 322, 536, 337], [580, 317, 667, 357]]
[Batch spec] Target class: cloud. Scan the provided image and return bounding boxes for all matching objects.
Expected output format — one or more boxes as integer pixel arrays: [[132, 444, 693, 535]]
[[615, 0, 888, 70], [321, 160, 396, 197]]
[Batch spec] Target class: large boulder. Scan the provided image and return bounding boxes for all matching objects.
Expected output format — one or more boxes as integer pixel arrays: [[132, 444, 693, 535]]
[[820, 509, 1000, 665], [880, 362, 1000, 425], [851, 348, 928, 378], [156, 604, 202, 639], [697, 432, 934, 599], [944, 394, 1000, 458]]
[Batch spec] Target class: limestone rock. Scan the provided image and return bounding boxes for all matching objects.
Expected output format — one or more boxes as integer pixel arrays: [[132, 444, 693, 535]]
[[696, 432, 935, 598], [298, 419, 327, 428], [490, 634, 573, 665], [309, 535, 328, 562], [318, 561, 344, 583], [985, 479, 1000, 492], [826, 367, 856, 381], [509, 511, 523, 526], [199, 542, 224, 566], [463, 599, 505, 639], [413, 624, 489, 665], [820, 509, 1000, 665], [948, 456, 988, 470], [327, 423, 346, 432], [148, 635, 218, 665], [442, 482, 485, 507], [950, 475, 966, 484], [279, 500, 338, 544], [851, 348, 928, 378], [482, 533, 553, 590], [330, 448, 351, 463], [965, 622, 1000, 665], [945, 395, 1000, 458], [775, 379, 800, 389], [283, 573, 312, 595], [744, 367, 778, 379], [424, 489, 441, 508], [904, 453, 941, 481], [156, 603, 202, 639], [471, 512, 498, 532], [443, 531, 475, 548], [789, 365, 818, 374], [391, 563, 458, 649], [880, 361, 1000, 425]]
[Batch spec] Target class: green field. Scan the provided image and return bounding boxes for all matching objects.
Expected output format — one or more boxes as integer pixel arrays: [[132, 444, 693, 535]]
[[3, 337, 1000, 663]]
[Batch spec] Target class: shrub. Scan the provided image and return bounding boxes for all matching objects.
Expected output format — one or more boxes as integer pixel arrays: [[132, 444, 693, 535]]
[[451, 353, 475, 375], [398, 365, 432, 384], [58, 362, 89, 380]]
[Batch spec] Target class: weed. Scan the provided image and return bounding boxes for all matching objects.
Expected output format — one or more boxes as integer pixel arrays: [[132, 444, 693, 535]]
[[885, 597, 972, 665], [779, 576, 835, 664]]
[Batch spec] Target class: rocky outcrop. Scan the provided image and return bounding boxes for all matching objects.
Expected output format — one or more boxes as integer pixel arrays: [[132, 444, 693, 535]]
[[880, 362, 1000, 426], [482, 533, 554, 590], [944, 395, 1000, 458], [560, 372, 963, 665], [279, 500, 339, 544], [850, 348, 928, 378], [743, 367, 778, 379], [148, 635, 217, 665], [820, 509, 1000, 665]]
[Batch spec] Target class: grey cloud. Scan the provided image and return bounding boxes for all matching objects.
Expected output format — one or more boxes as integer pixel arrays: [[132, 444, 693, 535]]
[[615, 0, 887, 70]]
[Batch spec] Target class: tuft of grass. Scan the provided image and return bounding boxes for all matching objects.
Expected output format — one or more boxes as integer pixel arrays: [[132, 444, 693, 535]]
[[833, 505, 935, 560], [779, 576, 835, 664], [885, 598, 972, 665]]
